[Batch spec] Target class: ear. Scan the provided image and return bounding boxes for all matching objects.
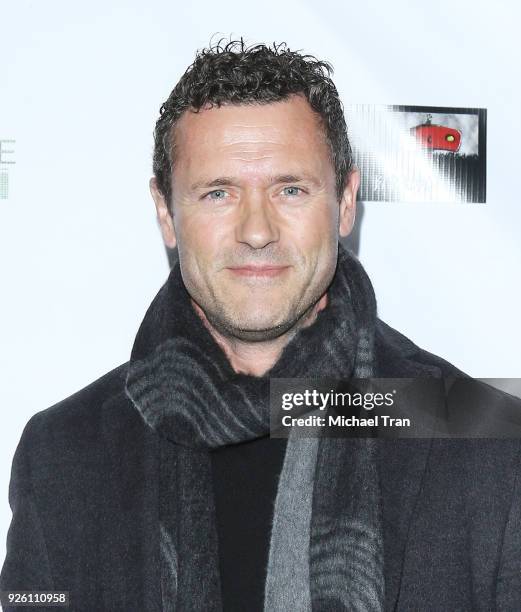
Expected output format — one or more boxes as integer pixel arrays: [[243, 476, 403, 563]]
[[339, 168, 359, 238], [150, 177, 177, 249]]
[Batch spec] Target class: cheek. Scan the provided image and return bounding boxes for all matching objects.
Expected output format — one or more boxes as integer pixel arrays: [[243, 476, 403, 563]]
[[288, 207, 337, 250], [176, 211, 222, 257], [176, 217, 228, 290]]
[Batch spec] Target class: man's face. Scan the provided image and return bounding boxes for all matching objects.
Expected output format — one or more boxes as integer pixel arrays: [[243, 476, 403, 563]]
[[151, 95, 358, 341]]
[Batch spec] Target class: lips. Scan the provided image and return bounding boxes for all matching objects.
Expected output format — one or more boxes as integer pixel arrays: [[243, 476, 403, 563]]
[[226, 265, 290, 277]]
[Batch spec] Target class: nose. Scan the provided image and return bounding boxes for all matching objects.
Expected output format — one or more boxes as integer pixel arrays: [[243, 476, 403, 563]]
[[235, 192, 279, 249]]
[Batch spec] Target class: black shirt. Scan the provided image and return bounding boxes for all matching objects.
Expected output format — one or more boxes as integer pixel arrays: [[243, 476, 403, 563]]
[[210, 436, 288, 611]]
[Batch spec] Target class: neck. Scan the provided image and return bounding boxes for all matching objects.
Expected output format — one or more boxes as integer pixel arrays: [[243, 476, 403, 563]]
[[191, 293, 329, 377]]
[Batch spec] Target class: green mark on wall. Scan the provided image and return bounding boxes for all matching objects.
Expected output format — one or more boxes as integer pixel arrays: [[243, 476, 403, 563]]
[[0, 139, 15, 199], [0, 170, 8, 199]]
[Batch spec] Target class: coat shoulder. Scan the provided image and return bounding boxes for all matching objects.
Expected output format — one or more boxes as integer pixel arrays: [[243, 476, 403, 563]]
[[17, 363, 142, 465], [28, 362, 130, 425], [375, 318, 467, 377]]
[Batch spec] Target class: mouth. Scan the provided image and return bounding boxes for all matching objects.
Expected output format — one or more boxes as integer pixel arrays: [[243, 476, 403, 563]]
[[226, 264, 291, 278]]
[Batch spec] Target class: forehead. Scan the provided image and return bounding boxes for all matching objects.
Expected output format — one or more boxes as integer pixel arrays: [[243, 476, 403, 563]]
[[171, 95, 332, 178]]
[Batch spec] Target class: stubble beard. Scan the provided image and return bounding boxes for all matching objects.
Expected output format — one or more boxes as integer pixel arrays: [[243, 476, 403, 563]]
[[202, 299, 315, 343], [197, 274, 333, 343]]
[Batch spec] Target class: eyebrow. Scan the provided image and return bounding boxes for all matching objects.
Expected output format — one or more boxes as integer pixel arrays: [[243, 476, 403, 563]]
[[190, 174, 319, 190]]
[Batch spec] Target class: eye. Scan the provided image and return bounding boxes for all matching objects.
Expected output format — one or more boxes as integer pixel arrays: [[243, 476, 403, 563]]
[[281, 186, 303, 197], [205, 189, 228, 201]]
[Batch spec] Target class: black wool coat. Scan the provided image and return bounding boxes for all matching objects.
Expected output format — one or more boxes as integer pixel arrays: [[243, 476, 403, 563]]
[[1, 319, 521, 611]]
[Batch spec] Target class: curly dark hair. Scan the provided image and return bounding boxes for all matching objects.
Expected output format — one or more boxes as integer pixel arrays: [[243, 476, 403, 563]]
[[153, 38, 353, 212]]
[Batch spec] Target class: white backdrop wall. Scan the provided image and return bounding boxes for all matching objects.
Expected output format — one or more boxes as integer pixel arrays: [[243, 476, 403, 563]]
[[1, 0, 520, 562]]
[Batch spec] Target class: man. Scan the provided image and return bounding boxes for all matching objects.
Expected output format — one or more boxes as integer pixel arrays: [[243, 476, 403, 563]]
[[1, 39, 521, 612]]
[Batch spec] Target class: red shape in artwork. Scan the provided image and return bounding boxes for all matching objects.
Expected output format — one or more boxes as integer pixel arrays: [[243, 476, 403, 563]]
[[410, 115, 461, 152]]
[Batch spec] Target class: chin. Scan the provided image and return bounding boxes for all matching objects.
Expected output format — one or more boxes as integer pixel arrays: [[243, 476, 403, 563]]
[[223, 324, 295, 343], [235, 314, 288, 332], [224, 299, 286, 324], [210, 309, 298, 342]]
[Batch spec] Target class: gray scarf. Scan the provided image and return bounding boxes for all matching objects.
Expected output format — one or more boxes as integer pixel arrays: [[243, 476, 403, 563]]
[[125, 242, 384, 611]]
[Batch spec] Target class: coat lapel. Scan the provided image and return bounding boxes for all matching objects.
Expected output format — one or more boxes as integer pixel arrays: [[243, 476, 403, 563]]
[[374, 319, 439, 610], [100, 391, 162, 611], [378, 438, 433, 611]]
